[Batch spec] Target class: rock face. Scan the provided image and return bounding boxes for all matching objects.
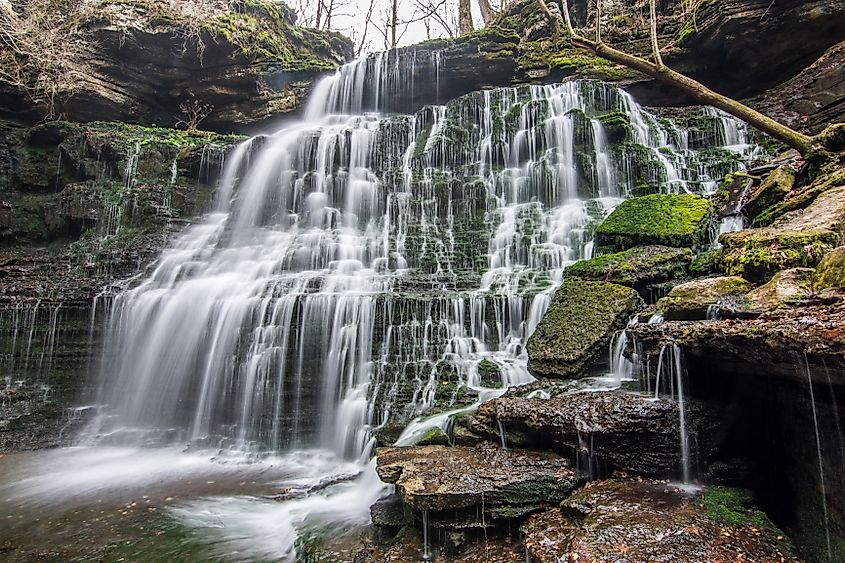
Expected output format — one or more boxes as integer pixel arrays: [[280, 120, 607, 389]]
[[742, 165, 795, 220], [521, 480, 799, 563], [375, 443, 579, 519], [667, 0, 845, 100], [0, 1, 352, 132], [753, 40, 845, 135], [564, 245, 692, 299], [595, 194, 712, 252], [656, 276, 753, 321], [746, 268, 814, 310], [720, 185, 845, 281], [462, 390, 721, 478], [526, 279, 643, 378], [813, 246, 845, 290], [0, 120, 238, 451]]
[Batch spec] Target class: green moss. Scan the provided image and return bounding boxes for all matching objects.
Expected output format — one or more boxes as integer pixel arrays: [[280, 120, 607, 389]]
[[596, 193, 712, 251], [596, 111, 632, 144], [527, 279, 643, 378], [812, 247, 845, 291], [689, 249, 724, 275], [656, 276, 752, 320], [565, 245, 692, 288], [701, 487, 771, 529], [719, 229, 839, 283]]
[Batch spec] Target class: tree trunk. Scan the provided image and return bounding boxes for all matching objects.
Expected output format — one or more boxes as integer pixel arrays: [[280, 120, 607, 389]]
[[649, 0, 663, 68], [459, 0, 474, 34], [478, 0, 495, 24], [541, 0, 814, 156], [391, 0, 398, 47]]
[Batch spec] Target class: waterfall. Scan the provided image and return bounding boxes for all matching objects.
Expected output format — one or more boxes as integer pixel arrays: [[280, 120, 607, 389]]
[[0, 55, 754, 561]]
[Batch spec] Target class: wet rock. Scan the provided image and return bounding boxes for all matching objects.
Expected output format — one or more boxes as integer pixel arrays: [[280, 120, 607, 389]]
[[415, 427, 451, 447], [753, 164, 845, 227], [656, 276, 753, 321], [743, 165, 795, 221], [564, 245, 692, 298], [370, 494, 411, 542], [375, 443, 578, 515], [462, 390, 720, 478], [521, 480, 799, 563], [719, 228, 839, 283], [595, 194, 712, 252], [526, 280, 643, 378], [813, 246, 845, 291], [746, 268, 814, 310], [630, 299, 845, 384]]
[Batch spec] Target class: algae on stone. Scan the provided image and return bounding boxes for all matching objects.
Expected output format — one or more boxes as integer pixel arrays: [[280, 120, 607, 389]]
[[812, 246, 845, 291], [719, 229, 838, 283], [526, 279, 643, 378], [656, 276, 752, 320], [746, 268, 814, 310], [595, 193, 712, 252], [564, 245, 692, 292]]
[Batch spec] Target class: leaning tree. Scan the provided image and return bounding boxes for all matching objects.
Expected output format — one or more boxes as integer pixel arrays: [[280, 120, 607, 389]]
[[534, 0, 834, 157]]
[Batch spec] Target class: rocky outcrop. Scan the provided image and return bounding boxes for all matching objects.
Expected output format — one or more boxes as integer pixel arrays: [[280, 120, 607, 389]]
[[0, 1, 351, 133], [656, 276, 752, 321], [813, 246, 845, 291], [375, 443, 579, 520], [522, 480, 799, 562], [746, 268, 814, 310], [461, 390, 721, 478], [526, 279, 643, 378], [595, 194, 712, 252], [753, 41, 845, 135], [719, 183, 845, 282], [564, 245, 692, 299]]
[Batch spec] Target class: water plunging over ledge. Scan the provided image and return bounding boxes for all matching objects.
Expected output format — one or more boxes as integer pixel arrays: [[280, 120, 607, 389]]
[[0, 52, 755, 560]]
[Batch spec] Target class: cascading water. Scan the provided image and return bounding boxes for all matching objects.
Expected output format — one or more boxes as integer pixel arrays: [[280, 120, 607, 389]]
[[2, 51, 753, 560]]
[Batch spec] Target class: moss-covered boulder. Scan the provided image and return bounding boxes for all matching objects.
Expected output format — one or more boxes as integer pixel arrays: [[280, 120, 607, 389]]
[[595, 194, 712, 252], [656, 276, 752, 320], [754, 168, 845, 227], [746, 268, 814, 311], [813, 246, 845, 291], [719, 229, 839, 283], [527, 279, 643, 378], [565, 245, 692, 294], [743, 165, 794, 221]]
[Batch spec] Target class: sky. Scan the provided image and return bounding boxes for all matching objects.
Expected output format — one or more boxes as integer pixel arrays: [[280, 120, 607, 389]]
[[289, 0, 498, 53]]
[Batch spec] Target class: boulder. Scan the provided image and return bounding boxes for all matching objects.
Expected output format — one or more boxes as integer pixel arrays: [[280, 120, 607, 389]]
[[462, 390, 721, 478], [522, 480, 799, 563], [743, 165, 795, 221], [719, 228, 839, 283], [813, 246, 845, 291], [564, 245, 692, 296], [754, 165, 845, 227], [375, 443, 579, 519], [656, 276, 753, 321], [595, 194, 712, 252], [526, 279, 643, 378], [746, 268, 814, 310]]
